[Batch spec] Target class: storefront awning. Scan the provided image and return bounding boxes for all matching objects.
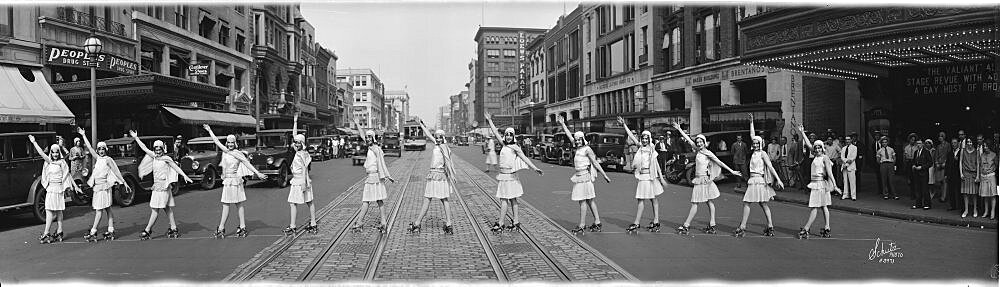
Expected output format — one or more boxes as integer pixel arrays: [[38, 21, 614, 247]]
[[162, 105, 256, 128], [0, 65, 75, 124], [336, 127, 357, 135]]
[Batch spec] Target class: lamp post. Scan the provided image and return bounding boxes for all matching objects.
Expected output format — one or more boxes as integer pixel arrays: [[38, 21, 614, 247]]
[[83, 35, 103, 145]]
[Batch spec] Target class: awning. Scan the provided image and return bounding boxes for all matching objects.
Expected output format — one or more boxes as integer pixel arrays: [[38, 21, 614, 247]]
[[336, 127, 357, 135], [162, 105, 257, 128], [0, 65, 75, 124]]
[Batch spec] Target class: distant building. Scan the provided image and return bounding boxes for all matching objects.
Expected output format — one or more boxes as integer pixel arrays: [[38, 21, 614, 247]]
[[473, 27, 547, 126], [337, 68, 385, 129]]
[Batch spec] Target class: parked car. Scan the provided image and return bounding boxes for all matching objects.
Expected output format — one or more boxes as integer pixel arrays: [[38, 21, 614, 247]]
[[102, 135, 179, 207], [544, 133, 574, 165], [350, 136, 369, 166], [454, 135, 469, 146], [669, 130, 750, 186], [306, 136, 333, 161], [382, 134, 402, 157], [248, 129, 299, 187], [585, 133, 628, 172], [179, 137, 223, 190], [0, 132, 93, 223], [238, 135, 257, 153], [533, 134, 553, 160]]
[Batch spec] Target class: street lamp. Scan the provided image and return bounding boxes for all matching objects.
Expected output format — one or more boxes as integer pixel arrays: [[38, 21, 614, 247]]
[[83, 35, 103, 145]]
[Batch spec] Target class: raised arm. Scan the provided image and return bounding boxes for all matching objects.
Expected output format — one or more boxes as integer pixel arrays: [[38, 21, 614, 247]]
[[557, 116, 574, 146], [618, 116, 640, 146], [484, 113, 504, 142], [292, 113, 299, 140], [795, 124, 814, 155], [352, 117, 369, 145], [27, 135, 53, 164], [129, 130, 156, 158], [202, 124, 230, 152], [77, 128, 99, 159], [671, 122, 695, 147], [748, 113, 756, 142], [418, 120, 438, 145]]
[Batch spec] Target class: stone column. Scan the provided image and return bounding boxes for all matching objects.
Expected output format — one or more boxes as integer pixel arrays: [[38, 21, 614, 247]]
[[188, 51, 197, 81], [722, 79, 740, 105], [208, 59, 216, 85], [160, 45, 171, 75], [688, 86, 702, 134]]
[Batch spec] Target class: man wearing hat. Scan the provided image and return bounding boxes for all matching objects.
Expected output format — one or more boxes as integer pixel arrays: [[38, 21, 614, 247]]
[[174, 134, 190, 159], [911, 138, 935, 209]]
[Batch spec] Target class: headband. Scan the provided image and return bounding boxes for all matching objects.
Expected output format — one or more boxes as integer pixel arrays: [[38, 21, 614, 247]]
[[294, 134, 306, 143], [96, 142, 107, 149], [365, 130, 375, 137], [504, 127, 515, 135], [694, 134, 707, 143], [752, 135, 764, 144], [435, 129, 446, 136], [153, 140, 165, 149], [49, 144, 61, 153], [226, 134, 237, 143]]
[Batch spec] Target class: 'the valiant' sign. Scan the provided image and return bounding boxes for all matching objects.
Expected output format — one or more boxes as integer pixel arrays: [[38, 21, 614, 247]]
[[45, 46, 139, 75]]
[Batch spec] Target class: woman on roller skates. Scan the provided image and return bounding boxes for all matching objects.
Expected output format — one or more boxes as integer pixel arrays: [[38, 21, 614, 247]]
[[28, 135, 81, 244], [618, 117, 668, 233], [284, 114, 319, 235], [734, 115, 783, 237], [672, 122, 742, 235], [351, 118, 396, 233], [484, 113, 543, 234], [484, 136, 498, 172], [77, 128, 130, 242], [409, 121, 457, 234], [794, 124, 840, 239], [204, 124, 268, 238], [131, 130, 194, 240], [558, 116, 611, 234]]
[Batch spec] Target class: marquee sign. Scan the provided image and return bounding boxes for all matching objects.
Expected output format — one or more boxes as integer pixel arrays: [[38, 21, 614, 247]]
[[518, 31, 527, 99]]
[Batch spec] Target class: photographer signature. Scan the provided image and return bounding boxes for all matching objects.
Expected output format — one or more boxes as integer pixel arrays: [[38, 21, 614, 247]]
[[869, 238, 903, 263]]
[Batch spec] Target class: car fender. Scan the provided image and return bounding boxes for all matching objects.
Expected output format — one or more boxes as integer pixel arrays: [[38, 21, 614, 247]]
[[273, 158, 287, 169], [25, 177, 43, 204]]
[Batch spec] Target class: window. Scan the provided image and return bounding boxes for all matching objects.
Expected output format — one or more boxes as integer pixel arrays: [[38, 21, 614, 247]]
[[174, 6, 188, 29], [140, 42, 162, 73], [568, 30, 579, 61], [235, 5, 245, 15], [234, 68, 244, 91], [503, 49, 516, 58], [584, 52, 591, 81], [147, 6, 163, 20], [235, 32, 246, 53], [218, 24, 230, 47], [639, 26, 647, 59], [199, 16, 216, 40], [609, 39, 624, 75], [502, 62, 515, 72], [486, 62, 498, 71], [671, 27, 681, 66], [547, 46, 555, 70], [487, 76, 494, 87], [614, 4, 624, 26], [705, 14, 716, 61], [486, 49, 500, 58]]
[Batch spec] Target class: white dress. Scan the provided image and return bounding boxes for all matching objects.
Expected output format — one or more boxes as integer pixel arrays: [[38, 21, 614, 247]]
[[148, 157, 177, 209], [88, 156, 118, 210], [424, 145, 451, 199], [570, 147, 596, 201], [495, 145, 527, 199], [42, 161, 68, 211], [690, 150, 720, 203], [632, 145, 664, 199], [287, 151, 314, 204], [220, 152, 247, 204], [743, 151, 776, 203], [807, 156, 834, 208], [362, 146, 390, 202]]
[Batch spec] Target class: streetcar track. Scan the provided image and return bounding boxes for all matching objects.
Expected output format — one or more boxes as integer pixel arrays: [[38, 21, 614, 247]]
[[228, 152, 417, 281], [362, 151, 420, 280], [299, 150, 421, 281], [445, 170, 509, 281]]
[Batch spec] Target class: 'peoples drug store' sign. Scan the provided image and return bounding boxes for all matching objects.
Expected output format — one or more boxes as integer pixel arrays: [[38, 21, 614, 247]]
[[46, 46, 139, 75]]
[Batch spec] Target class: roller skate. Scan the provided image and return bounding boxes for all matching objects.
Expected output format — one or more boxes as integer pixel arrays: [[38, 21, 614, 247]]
[[510, 223, 522, 232], [796, 228, 809, 239], [139, 230, 151, 241], [376, 224, 388, 234], [733, 228, 746, 238], [102, 231, 116, 241], [675, 225, 690, 235], [235, 227, 249, 237], [282, 225, 298, 235], [625, 224, 640, 234], [819, 228, 831, 238], [304, 224, 318, 234], [38, 233, 52, 244], [647, 222, 661, 232], [702, 225, 717, 234], [587, 223, 603, 232], [570, 225, 586, 234], [51, 231, 64, 242], [490, 222, 503, 235], [350, 225, 363, 233], [763, 227, 775, 237], [407, 223, 421, 234], [165, 228, 180, 238], [442, 225, 454, 235], [214, 228, 226, 239], [84, 230, 100, 242]]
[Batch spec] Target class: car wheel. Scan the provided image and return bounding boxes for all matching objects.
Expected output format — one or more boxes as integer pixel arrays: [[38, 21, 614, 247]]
[[32, 184, 46, 224], [114, 178, 138, 207], [201, 167, 218, 190], [277, 165, 291, 188], [171, 180, 180, 196], [685, 167, 696, 186]]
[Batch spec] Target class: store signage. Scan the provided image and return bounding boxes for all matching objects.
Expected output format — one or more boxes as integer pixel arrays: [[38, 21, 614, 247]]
[[45, 47, 139, 75], [902, 62, 997, 96], [745, 8, 976, 51], [518, 31, 527, 99], [584, 68, 651, 96], [685, 65, 779, 86], [188, 64, 209, 76]]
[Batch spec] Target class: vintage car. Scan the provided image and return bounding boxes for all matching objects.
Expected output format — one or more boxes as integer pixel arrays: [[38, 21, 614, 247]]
[[533, 134, 553, 160], [238, 135, 257, 153], [669, 130, 750, 186], [248, 129, 299, 187], [102, 135, 178, 207], [453, 135, 469, 146], [350, 136, 370, 166], [543, 133, 574, 165], [306, 136, 333, 161], [0, 131, 93, 222], [179, 137, 223, 190], [382, 134, 402, 157], [585, 132, 628, 172]]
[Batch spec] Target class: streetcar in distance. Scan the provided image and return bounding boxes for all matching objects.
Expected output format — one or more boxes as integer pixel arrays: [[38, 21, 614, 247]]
[[402, 120, 427, 151]]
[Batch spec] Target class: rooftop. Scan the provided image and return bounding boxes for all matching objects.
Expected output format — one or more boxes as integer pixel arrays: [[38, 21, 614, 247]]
[[474, 26, 548, 41]]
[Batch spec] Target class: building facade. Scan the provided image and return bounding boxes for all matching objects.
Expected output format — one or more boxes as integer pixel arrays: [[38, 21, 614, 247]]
[[523, 36, 546, 134], [335, 81, 354, 129], [337, 68, 385, 129], [251, 5, 306, 131], [385, 89, 410, 132], [543, 7, 585, 132], [315, 45, 339, 135], [473, 27, 546, 126]]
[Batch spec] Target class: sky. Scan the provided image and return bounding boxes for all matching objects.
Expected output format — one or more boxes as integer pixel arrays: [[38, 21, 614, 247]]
[[302, 1, 578, 129]]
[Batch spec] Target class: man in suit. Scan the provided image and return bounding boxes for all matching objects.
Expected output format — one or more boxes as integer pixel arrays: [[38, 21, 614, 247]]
[[656, 135, 669, 173], [841, 134, 859, 200], [903, 133, 920, 200], [731, 134, 749, 190], [911, 139, 935, 209], [946, 137, 962, 210], [784, 135, 802, 188], [877, 136, 899, 200]]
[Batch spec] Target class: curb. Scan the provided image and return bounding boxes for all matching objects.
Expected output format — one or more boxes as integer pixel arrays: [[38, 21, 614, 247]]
[[767, 194, 998, 229]]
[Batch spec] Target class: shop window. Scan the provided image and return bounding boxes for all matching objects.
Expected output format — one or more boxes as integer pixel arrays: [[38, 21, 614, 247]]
[[736, 78, 767, 104], [665, 90, 685, 110], [140, 43, 162, 74], [168, 51, 187, 78]]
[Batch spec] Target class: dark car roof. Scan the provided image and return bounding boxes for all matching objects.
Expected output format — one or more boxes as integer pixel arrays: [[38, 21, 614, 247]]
[[104, 136, 174, 146], [701, 130, 752, 137], [238, 135, 255, 140], [0, 131, 55, 137], [187, 136, 217, 145], [585, 132, 624, 137]]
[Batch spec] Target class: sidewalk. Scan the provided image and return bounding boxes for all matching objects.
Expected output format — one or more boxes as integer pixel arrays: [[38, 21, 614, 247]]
[[722, 170, 998, 229]]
